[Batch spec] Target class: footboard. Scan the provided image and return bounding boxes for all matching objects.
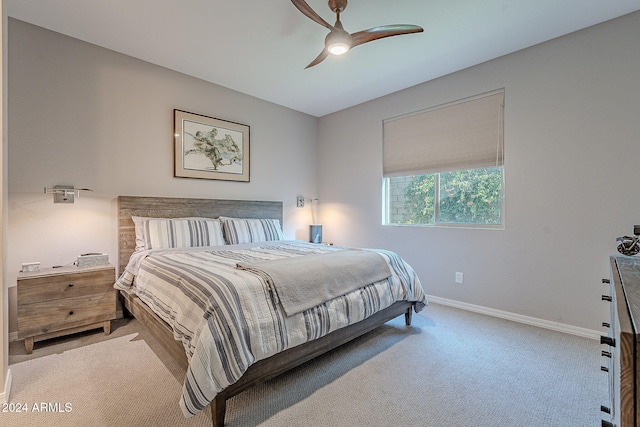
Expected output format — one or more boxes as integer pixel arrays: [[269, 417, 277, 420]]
[[121, 291, 414, 426]]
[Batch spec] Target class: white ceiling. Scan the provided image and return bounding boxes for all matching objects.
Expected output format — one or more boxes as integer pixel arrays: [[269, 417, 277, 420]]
[[6, 0, 640, 117]]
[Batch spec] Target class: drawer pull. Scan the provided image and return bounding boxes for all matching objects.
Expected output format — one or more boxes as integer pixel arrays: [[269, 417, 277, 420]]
[[601, 295, 612, 302], [602, 279, 610, 284], [600, 336, 616, 347], [602, 322, 610, 328], [601, 366, 609, 372], [601, 350, 612, 358], [68, 310, 74, 316], [601, 405, 611, 414], [602, 420, 613, 427], [68, 283, 74, 288]]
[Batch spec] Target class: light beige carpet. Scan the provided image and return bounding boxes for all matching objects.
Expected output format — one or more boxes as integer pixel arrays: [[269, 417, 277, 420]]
[[5, 333, 211, 427], [4, 303, 607, 426]]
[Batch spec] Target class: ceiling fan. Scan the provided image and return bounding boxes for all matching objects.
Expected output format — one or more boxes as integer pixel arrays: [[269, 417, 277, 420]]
[[291, 0, 424, 69]]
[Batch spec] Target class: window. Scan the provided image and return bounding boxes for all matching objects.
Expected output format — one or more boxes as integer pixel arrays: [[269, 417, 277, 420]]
[[384, 167, 503, 226], [382, 90, 504, 228]]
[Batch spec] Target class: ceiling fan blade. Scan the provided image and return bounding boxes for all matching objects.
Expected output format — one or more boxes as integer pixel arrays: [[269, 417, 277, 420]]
[[291, 0, 334, 30], [305, 48, 330, 69], [351, 24, 423, 49]]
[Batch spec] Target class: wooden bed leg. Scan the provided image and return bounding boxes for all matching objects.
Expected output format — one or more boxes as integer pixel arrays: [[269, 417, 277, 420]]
[[24, 336, 34, 354], [210, 393, 227, 427], [404, 305, 413, 326]]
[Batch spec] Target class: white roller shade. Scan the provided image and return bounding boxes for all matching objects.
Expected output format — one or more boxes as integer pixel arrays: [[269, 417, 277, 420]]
[[383, 91, 504, 177]]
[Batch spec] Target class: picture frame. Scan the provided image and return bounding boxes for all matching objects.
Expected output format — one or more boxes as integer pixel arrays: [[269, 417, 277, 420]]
[[174, 109, 250, 182]]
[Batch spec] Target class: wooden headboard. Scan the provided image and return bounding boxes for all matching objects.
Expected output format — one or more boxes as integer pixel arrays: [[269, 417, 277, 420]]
[[117, 196, 283, 275]]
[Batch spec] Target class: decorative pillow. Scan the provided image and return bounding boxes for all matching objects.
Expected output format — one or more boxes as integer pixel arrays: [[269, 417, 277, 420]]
[[132, 216, 225, 250], [220, 217, 284, 245]]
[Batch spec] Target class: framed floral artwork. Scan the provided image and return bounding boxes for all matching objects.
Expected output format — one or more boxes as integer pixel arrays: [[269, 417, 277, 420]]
[[174, 109, 250, 182]]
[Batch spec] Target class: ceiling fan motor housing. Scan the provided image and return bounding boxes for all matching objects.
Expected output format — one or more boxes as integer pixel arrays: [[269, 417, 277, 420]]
[[325, 27, 352, 54]]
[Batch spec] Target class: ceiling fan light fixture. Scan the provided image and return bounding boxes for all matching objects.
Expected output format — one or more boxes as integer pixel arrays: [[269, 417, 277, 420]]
[[328, 42, 349, 55], [325, 30, 351, 55]]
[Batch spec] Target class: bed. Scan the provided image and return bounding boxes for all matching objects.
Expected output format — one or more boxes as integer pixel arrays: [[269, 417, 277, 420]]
[[115, 195, 427, 426]]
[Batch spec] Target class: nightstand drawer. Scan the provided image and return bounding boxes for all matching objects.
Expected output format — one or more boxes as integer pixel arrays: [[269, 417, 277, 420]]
[[17, 268, 114, 304], [17, 291, 116, 338]]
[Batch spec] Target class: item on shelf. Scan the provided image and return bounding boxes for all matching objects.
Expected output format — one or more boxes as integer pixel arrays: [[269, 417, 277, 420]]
[[21, 262, 40, 272], [616, 225, 640, 256], [617, 235, 639, 256], [76, 253, 109, 268], [309, 224, 323, 243]]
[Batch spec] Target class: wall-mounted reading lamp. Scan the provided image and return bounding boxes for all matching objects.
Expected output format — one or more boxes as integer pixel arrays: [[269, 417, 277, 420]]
[[44, 185, 92, 203], [296, 195, 322, 243]]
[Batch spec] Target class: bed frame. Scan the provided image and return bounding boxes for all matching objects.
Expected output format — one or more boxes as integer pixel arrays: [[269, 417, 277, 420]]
[[117, 195, 414, 426]]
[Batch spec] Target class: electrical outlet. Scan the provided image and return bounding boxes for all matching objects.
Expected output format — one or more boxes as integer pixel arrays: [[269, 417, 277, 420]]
[[455, 272, 463, 284], [296, 196, 304, 208]]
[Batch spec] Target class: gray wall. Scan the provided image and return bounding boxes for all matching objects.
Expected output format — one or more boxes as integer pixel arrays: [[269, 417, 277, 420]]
[[6, 19, 318, 333], [7, 12, 640, 336], [316, 11, 640, 331]]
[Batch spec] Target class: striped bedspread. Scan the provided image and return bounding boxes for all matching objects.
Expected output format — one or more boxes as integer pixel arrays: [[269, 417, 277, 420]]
[[115, 240, 427, 417]]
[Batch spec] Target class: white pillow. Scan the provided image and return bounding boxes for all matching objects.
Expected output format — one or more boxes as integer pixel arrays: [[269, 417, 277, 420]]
[[132, 216, 225, 250], [220, 217, 284, 245], [133, 216, 155, 251]]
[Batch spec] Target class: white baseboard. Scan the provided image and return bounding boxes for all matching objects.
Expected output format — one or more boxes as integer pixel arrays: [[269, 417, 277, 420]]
[[426, 295, 602, 340], [0, 369, 12, 404]]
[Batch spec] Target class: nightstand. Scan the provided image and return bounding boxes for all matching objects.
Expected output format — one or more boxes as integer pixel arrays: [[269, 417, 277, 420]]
[[17, 264, 117, 354]]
